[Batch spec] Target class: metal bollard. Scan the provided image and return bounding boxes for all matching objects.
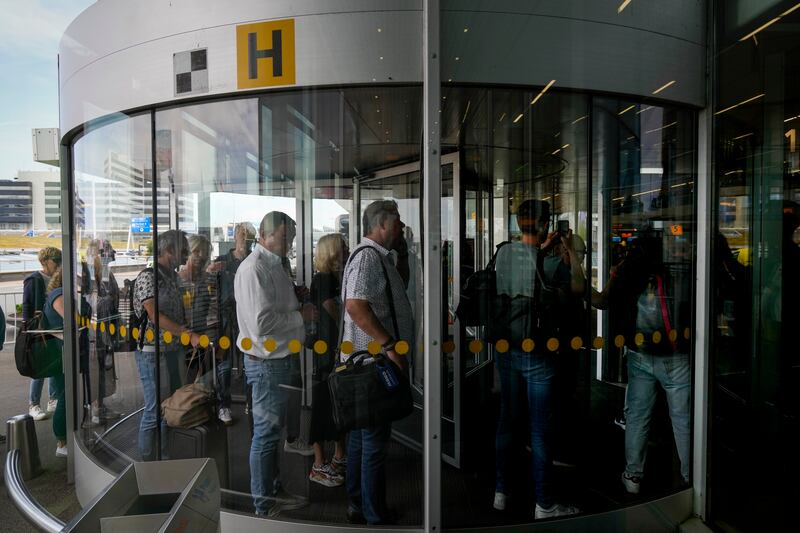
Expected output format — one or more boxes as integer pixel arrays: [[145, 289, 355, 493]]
[[5, 414, 43, 481]]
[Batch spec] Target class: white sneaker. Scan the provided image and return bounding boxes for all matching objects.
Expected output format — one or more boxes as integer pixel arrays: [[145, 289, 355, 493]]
[[29, 405, 47, 421], [534, 503, 580, 519], [621, 472, 641, 494], [55, 444, 68, 458], [493, 492, 507, 511], [47, 398, 58, 414], [284, 438, 314, 456], [218, 407, 233, 425]]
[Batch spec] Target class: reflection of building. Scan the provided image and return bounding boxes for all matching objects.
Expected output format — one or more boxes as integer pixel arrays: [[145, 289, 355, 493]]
[[0, 171, 63, 231], [0, 179, 33, 230]]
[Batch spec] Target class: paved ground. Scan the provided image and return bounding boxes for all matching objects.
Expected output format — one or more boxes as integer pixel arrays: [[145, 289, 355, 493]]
[[0, 345, 81, 532]]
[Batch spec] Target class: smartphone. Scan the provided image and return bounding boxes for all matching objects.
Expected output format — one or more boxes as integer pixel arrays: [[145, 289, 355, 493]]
[[558, 220, 570, 235]]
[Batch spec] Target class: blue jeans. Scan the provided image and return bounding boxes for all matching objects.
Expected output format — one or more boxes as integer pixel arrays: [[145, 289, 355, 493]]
[[216, 357, 232, 409], [29, 377, 53, 406], [244, 356, 298, 515], [624, 350, 691, 482], [347, 423, 392, 524], [495, 348, 556, 508], [135, 349, 183, 461]]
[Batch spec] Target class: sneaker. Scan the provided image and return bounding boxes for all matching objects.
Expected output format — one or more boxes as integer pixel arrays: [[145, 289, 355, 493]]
[[55, 444, 68, 458], [614, 415, 626, 431], [534, 503, 580, 519], [331, 455, 347, 476], [309, 463, 344, 487], [621, 472, 641, 494], [218, 407, 233, 425], [29, 405, 47, 421], [47, 399, 58, 414], [493, 491, 507, 511], [266, 488, 307, 517], [284, 438, 314, 456]]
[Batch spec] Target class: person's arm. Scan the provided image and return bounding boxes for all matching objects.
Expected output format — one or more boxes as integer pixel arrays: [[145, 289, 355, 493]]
[[345, 298, 406, 371], [559, 231, 586, 295], [322, 298, 339, 322], [52, 295, 65, 318], [142, 299, 200, 347], [22, 276, 35, 321]]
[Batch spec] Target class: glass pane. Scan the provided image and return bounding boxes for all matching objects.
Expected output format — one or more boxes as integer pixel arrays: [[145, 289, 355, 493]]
[[72, 113, 153, 469]]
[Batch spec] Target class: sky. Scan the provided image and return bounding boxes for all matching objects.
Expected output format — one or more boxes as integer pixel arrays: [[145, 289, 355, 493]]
[[0, 0, 95, 180]]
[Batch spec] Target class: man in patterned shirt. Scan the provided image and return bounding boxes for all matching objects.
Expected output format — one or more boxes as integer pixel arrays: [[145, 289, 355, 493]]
[[341, 199, 414, 525]]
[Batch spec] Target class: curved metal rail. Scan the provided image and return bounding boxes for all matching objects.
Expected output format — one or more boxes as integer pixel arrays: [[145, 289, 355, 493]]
[[4, 449, 65, 532]]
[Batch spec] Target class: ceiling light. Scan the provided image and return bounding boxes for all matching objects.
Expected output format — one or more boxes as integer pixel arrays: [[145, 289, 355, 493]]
[[572, 115, 588, 124], [378, 121, 382, 125], [374, 95, 379, 99], [464, 27, 469, 32], [636, 106, 654, 115], [724, 170, 744, 176], [732, 132, 752, 140], [652, 80, 676, 94], [530, 79, 556, 106], [562, 144, 570, 149], [379, 56, 384, 60], [740, 17, 780, 41], [782, 3, 800, 16], [618, 104, 636, 115], [513, 113, 523, 123], [447, 78, 452, 82], [551, 149, 561, 155], [645, 121, 677, 134], [499, 112, 506, 122], [377, 28, 382, 32], [784, 115, 800, 123], [455, 56, 460, 61], [618, 0, 633, 13], [714, 93, 764, 115], [376, 109, 380, 113]]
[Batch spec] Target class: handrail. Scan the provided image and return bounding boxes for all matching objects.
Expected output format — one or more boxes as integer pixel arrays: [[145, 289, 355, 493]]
[[4, 449, 65, 532]]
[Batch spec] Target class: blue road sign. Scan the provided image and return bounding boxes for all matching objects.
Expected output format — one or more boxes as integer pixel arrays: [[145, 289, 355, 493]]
[[131, 217, 152, 233]]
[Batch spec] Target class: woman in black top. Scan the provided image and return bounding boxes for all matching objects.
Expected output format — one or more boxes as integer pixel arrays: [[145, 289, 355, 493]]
[[308, 233, 349, 487]]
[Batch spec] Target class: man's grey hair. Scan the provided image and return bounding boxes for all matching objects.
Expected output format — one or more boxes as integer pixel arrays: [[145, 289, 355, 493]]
[[259, 211, 295, 238], [187, 234, 211, 257], [362, 200, 399, 237], [158, 229, 188, 257]]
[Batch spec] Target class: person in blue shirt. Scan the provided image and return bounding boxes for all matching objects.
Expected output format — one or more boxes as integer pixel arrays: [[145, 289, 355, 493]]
[[41, 267, 67, 457]]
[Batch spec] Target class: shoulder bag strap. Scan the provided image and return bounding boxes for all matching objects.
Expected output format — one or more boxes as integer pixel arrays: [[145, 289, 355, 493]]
[[655, 274, 676, 350]]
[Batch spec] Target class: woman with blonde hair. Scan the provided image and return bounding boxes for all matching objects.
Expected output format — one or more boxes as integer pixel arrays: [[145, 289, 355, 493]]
[[308, 233, 349, 486]]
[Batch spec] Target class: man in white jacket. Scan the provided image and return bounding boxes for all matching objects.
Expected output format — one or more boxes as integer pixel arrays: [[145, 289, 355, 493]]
[[235, 211, 317, 517]]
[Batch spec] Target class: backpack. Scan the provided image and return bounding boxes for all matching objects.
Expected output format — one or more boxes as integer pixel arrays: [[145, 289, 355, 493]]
[[121, 268, 153, 352]]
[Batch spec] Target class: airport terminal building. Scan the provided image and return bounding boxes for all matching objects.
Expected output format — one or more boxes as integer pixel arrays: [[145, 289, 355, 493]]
[[11, 0, 797, 531]]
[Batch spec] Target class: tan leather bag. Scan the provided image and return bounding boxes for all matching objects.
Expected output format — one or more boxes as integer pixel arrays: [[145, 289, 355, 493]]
[[161, 349, 214, 428]]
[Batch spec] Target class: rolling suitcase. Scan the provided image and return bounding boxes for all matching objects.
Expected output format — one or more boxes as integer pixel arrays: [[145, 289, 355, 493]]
[[167, 342, 230, 488]]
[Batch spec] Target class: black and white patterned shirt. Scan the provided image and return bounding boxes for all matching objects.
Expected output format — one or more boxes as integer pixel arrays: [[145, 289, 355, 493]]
[[133, 264, 185, 351], [340, 238, 415, 360]]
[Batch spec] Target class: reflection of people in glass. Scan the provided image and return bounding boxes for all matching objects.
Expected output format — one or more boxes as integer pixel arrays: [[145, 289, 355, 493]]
[[132, 230, 201, 461], [81, 239, 120, 427], [308, 234, 349, 487], [23, 247, 61, 422], [42, 268, 67, 457], [596, 229, 691, 493], [235, 212, 316, 517], [341, 200, 414, 525], [179, 235, 216, 387], [209, 222, 256, 425], [492, 200, 581, 519]]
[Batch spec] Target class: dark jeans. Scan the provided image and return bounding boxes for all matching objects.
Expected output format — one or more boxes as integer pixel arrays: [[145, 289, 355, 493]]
[[347, 423, 392, 524], [135, 349, 183, 461], [495, 348, 556, 508]]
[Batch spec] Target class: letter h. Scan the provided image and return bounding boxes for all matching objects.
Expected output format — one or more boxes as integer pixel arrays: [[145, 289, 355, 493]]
[[248, 30, 283, 79]]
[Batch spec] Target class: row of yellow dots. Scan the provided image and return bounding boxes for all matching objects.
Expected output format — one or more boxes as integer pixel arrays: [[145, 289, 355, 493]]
[[443, 328, 692, 355], [73, 313, 411, 356]]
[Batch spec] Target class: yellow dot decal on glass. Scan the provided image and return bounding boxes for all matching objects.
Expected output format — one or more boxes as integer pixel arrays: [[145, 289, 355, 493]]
[[496, 339, 510, 353], [145, 329, 155, 343], [109, 323, 116, 336], [669, 329, 678, 342], [469, 339, 483, 354], [593, 336, 604, 349], [92, 321, 97, 331], [241, 337, 253, 351], [614, 335, 625, 348], [314, 340, 328, 355], [367, 341, 382, 355], [263, 338, 277, 352], [199, 335, 209, 348], [341, 341, 354, 355], [180, 332, 190, 346], [132, 327, 140, 340], [99, 322, 106, 333], [521, 338, 535, 353], [652, 331, 662, 344], [442, 340, 456, 354], [163, 331, 173, 344], [547, 338, 560, 352], [120, 325, 127, 338], [288, 339, 302, 354], [74, 312, 80, 323], [634, 333, 644, 346], [684, 328, 690, 340], [219, 336, 231, 350], [395, 340, 410, 355], [571, 336, 583, 350]]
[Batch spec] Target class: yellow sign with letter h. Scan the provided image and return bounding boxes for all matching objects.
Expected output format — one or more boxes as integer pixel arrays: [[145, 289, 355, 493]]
[[237, 19, 295, 89]]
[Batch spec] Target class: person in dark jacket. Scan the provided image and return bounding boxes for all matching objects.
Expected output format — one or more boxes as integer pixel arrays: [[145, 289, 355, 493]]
[[23, 247, 61, 421], [42, 268, 67, 457]]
